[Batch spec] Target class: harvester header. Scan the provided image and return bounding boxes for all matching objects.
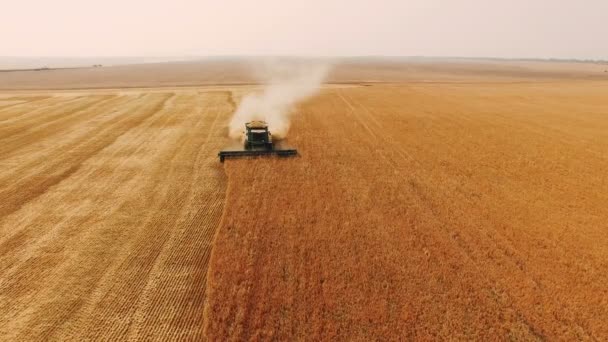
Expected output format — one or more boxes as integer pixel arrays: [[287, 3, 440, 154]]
[[218, 121, 297, 162]]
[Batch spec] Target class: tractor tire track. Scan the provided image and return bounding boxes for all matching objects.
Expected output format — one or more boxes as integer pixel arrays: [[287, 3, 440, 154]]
[[0, 95, 133, 160], [0, 96, 54, 116], [0, 93, 172, 250]]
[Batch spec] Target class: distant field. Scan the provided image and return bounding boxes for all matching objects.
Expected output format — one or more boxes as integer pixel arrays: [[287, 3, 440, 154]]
[[0, 60, 607, 340], [0, 58, 607, 90]]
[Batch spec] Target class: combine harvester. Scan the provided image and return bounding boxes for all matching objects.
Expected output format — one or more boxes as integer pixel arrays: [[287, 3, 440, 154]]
[[218, 121, 297, 162]]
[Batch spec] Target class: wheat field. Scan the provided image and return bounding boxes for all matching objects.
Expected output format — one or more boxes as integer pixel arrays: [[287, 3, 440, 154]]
[[1, 61, 607, 340], [203, 81, 608, 340], [0, 89, 232, 340]]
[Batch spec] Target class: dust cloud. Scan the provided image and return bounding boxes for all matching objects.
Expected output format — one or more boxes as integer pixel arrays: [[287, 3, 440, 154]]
[[228, 59, 330, 140]]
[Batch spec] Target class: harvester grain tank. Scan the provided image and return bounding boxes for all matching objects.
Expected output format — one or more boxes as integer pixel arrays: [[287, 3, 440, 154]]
[[218, 121, 297, 162]]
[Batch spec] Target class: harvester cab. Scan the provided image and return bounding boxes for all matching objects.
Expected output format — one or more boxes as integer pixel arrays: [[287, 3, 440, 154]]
[[218, 121, 297, 162], [244, 121, 273, 150]]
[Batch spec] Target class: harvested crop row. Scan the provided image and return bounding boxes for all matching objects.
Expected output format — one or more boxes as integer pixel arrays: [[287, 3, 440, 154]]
[[0, 90, 232, 340]]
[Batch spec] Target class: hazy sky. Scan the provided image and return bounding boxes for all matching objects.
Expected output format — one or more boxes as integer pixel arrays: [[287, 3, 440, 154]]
[[2, 0, 607, 59]]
